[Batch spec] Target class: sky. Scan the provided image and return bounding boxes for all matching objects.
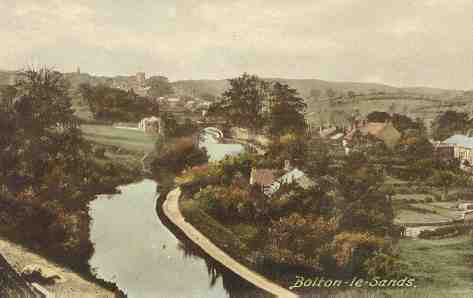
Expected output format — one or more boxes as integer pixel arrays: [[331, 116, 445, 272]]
[[0, 0, 472, 89]]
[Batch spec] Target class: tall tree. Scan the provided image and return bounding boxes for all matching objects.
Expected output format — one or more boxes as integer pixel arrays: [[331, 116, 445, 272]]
[[432, 110, 470, 140], [268, 82, 307, 136], [221, 73, 269, 130], [146, 76, 174, 98]]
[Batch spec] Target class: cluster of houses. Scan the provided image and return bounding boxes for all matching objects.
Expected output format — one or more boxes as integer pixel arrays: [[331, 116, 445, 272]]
[[317, 119, 402, 155], [111, 72, 150, 97], [435, 134, 473, 169], [158, 96, 212, 117]]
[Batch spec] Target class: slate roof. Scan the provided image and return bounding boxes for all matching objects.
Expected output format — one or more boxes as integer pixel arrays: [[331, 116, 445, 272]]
[[444, 135, 473, 149]]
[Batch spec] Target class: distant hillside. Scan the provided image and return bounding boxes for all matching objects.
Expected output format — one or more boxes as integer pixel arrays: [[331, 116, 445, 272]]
[[170, 78, 462, 100]]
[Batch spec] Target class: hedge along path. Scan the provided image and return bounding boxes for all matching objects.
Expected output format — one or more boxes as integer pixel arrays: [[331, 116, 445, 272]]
[[163, 188, 299, 298]]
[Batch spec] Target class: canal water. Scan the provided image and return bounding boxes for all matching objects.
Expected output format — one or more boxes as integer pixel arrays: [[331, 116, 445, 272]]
[[88, 130, 267, 297]]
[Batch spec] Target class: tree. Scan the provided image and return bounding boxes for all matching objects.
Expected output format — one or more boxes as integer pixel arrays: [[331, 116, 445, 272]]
[[220, 73, 269, 130], [268, 82, 307, 136], [432, 110, 470, 141], [367, 111, 391, 123], [428, 170, 469, 200], [146, 76, 174, 98], [336, 152, 394, 236], [347, 90, 356, 98]]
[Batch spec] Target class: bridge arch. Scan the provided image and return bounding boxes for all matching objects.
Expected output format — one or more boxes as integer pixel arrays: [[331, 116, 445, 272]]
[[202, 127, 224, 139]]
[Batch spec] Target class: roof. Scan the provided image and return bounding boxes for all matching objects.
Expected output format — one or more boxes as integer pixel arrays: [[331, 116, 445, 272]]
[[444, 135, 473, 149], [264, 168, 316, 197], [345, 122, 401, 148], [330, 132, 344, 140], [320, 127, 337, 138], [250, 169, 278, 186]]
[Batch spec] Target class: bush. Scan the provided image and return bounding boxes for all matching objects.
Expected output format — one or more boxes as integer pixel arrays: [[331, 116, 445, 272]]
[[151, 137, 208, 174], [418, 225, 466, 239]]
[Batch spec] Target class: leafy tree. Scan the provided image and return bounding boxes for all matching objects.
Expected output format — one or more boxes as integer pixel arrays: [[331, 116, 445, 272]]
[[367, 111, 390, 122], [268, 82, 307, 136], [347, 90, 356, 98], [432, 110, 470, 140], [428, 170, 469, 200], [336, 153, 394, 236], [146, 76, 174, 98], [266, 213, 337, 270], [397, 136, 434, 162], [220, 73, 269, 130]]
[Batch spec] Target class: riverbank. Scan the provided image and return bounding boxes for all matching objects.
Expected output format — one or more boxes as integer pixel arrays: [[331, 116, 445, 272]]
[[163, 187, 298, 298], [0, 237, 115, 298]]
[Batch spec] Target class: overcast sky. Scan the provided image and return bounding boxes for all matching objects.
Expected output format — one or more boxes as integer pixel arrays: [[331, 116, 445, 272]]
[[0, 0, 471, 89]]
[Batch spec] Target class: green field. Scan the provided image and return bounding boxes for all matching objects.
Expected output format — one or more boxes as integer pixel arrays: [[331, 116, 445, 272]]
[[386, 236, 473, 297], [81, 124, 157, 153]]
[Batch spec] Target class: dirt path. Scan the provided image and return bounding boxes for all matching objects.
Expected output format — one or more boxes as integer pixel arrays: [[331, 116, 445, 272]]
[[0, 237, 114, 298], [163, 187, 298, 298]]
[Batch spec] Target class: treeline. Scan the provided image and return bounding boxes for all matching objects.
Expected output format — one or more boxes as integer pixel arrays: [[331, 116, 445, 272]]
[[79, 83, 159, 122], [0, 69, 140, 272]]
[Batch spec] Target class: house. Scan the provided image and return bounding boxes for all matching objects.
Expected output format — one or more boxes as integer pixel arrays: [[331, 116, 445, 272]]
[[138, 116, 162, 134], [345, 121, 401, 149], [434, 142, 455, 161], [442, 134, 473, 166], [251, 164, 315, 197]]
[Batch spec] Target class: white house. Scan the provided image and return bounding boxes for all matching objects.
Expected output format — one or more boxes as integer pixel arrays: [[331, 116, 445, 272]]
[[443, 134, 473, 166], [139, 116, 161, 134], [264, 168, 315, 197]]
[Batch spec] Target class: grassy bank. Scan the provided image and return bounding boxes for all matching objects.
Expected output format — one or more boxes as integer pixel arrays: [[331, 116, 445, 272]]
[[81, 124, 156, 153]]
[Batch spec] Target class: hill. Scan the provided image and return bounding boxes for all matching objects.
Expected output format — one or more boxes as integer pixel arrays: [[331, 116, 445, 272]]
[[170, 78, 463, 100]]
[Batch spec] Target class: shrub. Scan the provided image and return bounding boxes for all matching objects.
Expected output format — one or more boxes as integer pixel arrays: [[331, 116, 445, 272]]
[[418, 225, 466, 239], [151, 137, 208, 174]]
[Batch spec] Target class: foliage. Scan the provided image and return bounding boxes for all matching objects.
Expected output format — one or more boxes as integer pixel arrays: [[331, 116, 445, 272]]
[[146, 76, 174, 98], [151, 137, 208, 174], [219, 73, 269, 130], [396, 136, 434, 162], [194, 185, 253, 222], [161, 112, 198, 137], [431, 110, 471, 141], [268, 82, 307, 136], [79, 83, 159, 122], [265, 133, 308, 166], [266, 213, 337, 270], [212, 73, 308, 135], [428, 169, 470, 200], [366, 111, 425, 134], [336, 153, 394, 236], [363, 252, 409, 279], [333, 232, 385, 275], [0, 68, 140, 272]]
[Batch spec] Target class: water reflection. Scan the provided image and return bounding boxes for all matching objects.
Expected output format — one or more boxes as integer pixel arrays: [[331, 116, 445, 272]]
[[88, 179, 271, 298], [199, 128, 244, 161]]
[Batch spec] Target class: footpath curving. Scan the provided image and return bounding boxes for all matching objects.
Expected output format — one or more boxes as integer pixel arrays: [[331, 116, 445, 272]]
[[163, 188, 298, 298]]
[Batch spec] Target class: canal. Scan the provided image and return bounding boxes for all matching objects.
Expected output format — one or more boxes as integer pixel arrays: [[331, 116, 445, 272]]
[[88, 130, 270, 297]]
